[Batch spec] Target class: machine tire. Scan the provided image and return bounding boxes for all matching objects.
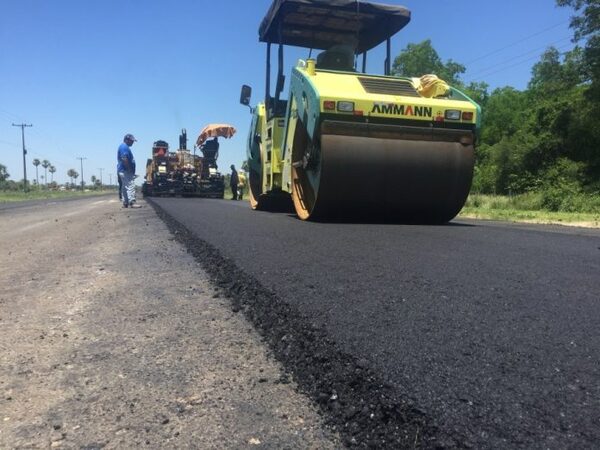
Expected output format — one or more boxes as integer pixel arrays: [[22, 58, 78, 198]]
[[291, 119, 321, 220]]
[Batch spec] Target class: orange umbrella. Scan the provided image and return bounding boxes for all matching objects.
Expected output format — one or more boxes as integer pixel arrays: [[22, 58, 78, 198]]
[[196, 124, 236, 146]]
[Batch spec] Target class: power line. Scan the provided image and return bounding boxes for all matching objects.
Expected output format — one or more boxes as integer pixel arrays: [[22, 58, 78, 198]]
[[3, 107, 74, 173], [0, 109, 25, 122], [466, 37, 574, 80], [466, 42, 574, 82], [464, 7, 600, 69], [464, 20, 570, 65], [4, 116, 103, 186], [2, 107, 77, 165], [0, 139, 19, 147], [12, 123, 32, 192]]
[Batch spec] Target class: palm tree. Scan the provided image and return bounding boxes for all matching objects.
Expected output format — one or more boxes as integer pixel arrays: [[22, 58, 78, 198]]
[[67, 168, 79, 188], [41, 160, 50, 188], [49, 165, 56, 184], [32, 158, 40, 187]]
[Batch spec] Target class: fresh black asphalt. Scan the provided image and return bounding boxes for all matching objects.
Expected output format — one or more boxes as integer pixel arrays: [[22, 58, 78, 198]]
[[149, 197, 600, 449]]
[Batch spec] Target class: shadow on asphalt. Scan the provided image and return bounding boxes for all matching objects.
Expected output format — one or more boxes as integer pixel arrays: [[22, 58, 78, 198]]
[[282, 213, 477, 226]]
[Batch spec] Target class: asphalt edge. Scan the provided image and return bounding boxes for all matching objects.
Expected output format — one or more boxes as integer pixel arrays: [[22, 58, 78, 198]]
[[147, 199, 458, 449]]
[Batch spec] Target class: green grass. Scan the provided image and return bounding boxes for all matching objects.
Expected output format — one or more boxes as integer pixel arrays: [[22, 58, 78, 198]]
[[0, 189, 116, 203], [460, 194, 600, 227]]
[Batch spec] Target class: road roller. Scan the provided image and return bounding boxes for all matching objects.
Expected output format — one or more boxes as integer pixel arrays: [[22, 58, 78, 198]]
[[240, 0, 481, 222]]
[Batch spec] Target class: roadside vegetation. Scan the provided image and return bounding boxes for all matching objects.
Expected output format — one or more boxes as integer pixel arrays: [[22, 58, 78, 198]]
[[0, 187, 117, 203], [0, 162, 118, 203], [460, 194, 600, 227]]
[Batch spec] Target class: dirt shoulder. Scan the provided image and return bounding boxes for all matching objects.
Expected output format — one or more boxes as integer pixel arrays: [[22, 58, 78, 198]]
[[0, 198, 339, 449]]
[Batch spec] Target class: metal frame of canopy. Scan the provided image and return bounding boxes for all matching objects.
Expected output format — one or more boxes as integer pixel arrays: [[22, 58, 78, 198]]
[[258, 0, 411, 118]]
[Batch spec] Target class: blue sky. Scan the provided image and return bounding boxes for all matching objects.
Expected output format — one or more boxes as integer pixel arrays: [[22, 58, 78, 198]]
[[1, 0, 578, 185]]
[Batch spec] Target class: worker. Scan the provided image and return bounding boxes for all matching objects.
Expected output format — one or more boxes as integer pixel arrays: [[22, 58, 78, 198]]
[[237, 169, 246, 200], [229, 164, 239, 200], [117, 133, 141, 208]]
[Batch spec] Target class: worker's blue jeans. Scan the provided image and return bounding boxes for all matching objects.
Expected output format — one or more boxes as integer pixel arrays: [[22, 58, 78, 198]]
[[118, 171, 136, 206]]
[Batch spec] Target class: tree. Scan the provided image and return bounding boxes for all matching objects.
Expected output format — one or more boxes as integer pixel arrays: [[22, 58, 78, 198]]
[[527, 46, 599, 184], [67, 168, 79, 188], [471, 86, 531, 194], [392, 39, 466, 84], [32, 158, 40, 186], [41, 160, 50, 188], [480, 87, 530, 147], [557, 0, 600, 101], [473, 43, 599, 196], [461, 81, 490, 108], [528, 47, 584, 94], [49, 165, 56, 184], [0, 164, 9, 187]]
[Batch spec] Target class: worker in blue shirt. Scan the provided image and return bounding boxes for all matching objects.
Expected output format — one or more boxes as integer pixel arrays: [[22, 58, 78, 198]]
[[117, 134, 140, 208]]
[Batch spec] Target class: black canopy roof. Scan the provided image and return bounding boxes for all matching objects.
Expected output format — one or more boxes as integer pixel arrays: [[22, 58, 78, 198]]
[[259, 0, 411, 53]]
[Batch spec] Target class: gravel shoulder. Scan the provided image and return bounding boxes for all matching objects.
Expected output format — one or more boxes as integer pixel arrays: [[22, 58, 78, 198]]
[[0, 198, 339, 449]]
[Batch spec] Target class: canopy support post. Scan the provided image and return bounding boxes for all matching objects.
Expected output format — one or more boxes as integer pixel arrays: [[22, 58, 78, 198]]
[[385, 38, 391, 75], [265, 43, 272, 111]]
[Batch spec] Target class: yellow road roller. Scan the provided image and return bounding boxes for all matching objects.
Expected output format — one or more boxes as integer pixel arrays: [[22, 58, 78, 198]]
[[240, 0, 481, 222]]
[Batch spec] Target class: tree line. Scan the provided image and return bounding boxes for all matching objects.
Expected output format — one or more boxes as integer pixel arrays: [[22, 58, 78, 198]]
[[392, 0, 599, 212], [0, 161, 107, 191]]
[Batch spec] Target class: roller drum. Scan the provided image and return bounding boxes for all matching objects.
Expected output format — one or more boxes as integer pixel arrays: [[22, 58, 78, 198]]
[[292, 122, 475, 223]]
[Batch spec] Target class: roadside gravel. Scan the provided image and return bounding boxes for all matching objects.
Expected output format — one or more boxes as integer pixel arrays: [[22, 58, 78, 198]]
[[0, 197, 339, 449]]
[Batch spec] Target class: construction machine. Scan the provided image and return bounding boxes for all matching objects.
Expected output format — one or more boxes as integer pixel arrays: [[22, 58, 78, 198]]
[[240, 0, 481, 222], [142, 126, 235, 198]]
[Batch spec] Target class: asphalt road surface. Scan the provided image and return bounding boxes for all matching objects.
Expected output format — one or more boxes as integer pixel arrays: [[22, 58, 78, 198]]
[[149, 196, 600, 449]]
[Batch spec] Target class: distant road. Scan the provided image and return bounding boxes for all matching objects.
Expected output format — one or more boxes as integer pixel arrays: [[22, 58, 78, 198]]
[[0, 193, 115, 211], [150, 197, 600, 448]]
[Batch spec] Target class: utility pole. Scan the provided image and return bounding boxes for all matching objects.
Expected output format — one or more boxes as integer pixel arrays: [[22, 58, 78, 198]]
[[77, 157, 87, 190], [97, 168, 104, 189], [12, 123, 32, 192]]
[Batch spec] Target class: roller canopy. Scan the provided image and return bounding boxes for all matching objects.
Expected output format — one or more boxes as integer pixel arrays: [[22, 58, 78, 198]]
[[196, 124, 237, 146], [259, 0, 411, 53]]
